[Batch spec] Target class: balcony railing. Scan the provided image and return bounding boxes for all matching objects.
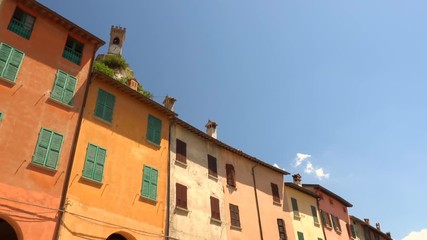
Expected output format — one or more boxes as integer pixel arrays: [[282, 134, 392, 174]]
[[8, 18, 32, 39], [63, 46, 82, 65]]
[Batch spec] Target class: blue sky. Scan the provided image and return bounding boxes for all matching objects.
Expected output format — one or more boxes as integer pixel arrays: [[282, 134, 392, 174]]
[[38, 0, 427, 239]]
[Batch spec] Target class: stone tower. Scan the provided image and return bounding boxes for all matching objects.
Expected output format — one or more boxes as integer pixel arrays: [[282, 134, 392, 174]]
[[107, 25, 126, 55]]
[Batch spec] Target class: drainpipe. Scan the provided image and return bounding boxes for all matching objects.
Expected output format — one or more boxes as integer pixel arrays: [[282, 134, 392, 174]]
[[317, 197, 328, 240], [251, 164, 263, 240], [53, 44, 101, 240], [164, 118, 173, 239]]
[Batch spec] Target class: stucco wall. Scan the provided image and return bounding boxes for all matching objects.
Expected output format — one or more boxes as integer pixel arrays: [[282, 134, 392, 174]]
[[58, 79, 169, 239], [0, 0, 96, 239], [169, 124, 227, 240], [284, 186, 325, 240]]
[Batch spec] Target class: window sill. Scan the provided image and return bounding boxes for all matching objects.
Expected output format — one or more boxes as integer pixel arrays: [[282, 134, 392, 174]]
[[293, 214, 301, 220], [81, 176, 103, 186], [145, 139, 161, 148], [210, 217, 222, 225], [0, 76, 17, 86], [93, 115, 113, 125], [325, 225, 333, 230], [226, 184, 237, 190], [174, 159, 187, 168], [30, 161, 58, 173], [314, 222, 320, 227], [140, 195, 158, 204], [208, 174, 218, 181], [48, 97, 74, 110], [230, 225, 242, 231], [273, 201, 281, 206], [175, 206, 189, 213]]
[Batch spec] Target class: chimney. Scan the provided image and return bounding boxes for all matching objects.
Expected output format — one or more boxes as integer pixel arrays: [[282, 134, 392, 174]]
[[364, 218, 370, 225], [292, 173, 302, 186], [128, 78, 138, 91], [386, 232, 392, 238], [205, 120, 217, 139], [163, 96, 176, 111], [376, 223, 381, 231]]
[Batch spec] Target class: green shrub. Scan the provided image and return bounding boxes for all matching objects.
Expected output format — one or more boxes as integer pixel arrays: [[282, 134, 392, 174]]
[[93, 61, 114, 77], [100, 55, 128, 70], [137, 85, 153, 99]]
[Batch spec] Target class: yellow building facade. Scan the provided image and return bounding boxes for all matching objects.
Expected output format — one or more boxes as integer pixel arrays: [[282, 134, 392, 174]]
[[57, 73, 175, 239], [285, 181, 325, 240]]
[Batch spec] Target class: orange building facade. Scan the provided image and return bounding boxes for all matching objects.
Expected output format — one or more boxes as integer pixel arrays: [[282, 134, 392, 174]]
[[57, 73, 175, 239], [0, 0, 103, 239]]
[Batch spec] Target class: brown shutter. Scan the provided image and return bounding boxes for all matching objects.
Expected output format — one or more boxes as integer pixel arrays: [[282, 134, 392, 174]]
[[271, 183, 280, 202], [226, 164, 236, 187], [176, 183, 187, 209], [176, 139, 187, 163], [210, 196, 220, 220], [208, 155, 217, 177], [229, 204, 240, 227]]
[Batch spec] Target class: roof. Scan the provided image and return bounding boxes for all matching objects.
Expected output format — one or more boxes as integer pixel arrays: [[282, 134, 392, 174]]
[[92, 72, 177, 118], [175, 118, 290, 175], [20, 0, 105, 47], [285, 182, 319, 198], [350, 215, 393, 240], [92, 73, 289, 176], [302, 184, 353, 207]]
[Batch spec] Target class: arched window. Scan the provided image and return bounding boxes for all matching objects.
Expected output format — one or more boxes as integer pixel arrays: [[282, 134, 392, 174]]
[[0, 218, 18, 240], [107, 233, 127, 240], [113, 37, 120, 45]]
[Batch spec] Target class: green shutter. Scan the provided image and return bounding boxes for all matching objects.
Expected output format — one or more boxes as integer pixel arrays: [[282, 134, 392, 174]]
[[147, 115, 162, 145], [93, 147, 106, 182], [51, 70, 67, 100], [0, 43, 12, 76], [63, 75, 77, 105], [142, 166, 151, 197], [94, 89, 115, 122], [291, 198, 299, 212], [0, 43, 24, 82], [350, 224, 356, 237], [45, 133, 63, 169], [83, 144, 97, 178], [150, 168, 158, 200], [33, 128, 53, 165], [297, 232, 304, 240], [320, 210, 327, 225]]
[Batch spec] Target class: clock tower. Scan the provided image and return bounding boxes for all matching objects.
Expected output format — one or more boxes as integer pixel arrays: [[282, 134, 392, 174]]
[[107, 25, 126, 55]]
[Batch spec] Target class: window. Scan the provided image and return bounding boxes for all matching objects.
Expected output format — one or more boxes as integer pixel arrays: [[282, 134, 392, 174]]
[[141, 165, 158, 200], [271, 183, 280, 203], [374, 234, 379, 240], [331, 215, 342, 232], [229, 204, 240, 228], [347, 223, 357, 238], [320, 210, 332, 228], [277, 219, 287, 240], [311, 205, 319, 225], [50, 70, 77, 105], [82, 143, 106, 182], [0, 112, 3, 122], [208, 154, 217, 177], [210, 196, 220, 220], [176, 183, 187, 209], [297, 231, 305, 240], [8, 8, 35, 39], [94, 89, 115, 123], [0, 42, 24, 82], [63, 36, 83, 65], [176, 139, 187, 164], [32, 128, 63, 170], [146, 114, 162, 145], [364, 226, 372, 240], [226, 164, 236, 187], [291, 198, 300, 217]]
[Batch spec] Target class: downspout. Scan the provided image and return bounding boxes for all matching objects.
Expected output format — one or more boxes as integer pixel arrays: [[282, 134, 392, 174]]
[[317, 197, 328, 240], [53, 44, 101, 240], [164, 118, 173, 239], [251, 164, 264, 240]]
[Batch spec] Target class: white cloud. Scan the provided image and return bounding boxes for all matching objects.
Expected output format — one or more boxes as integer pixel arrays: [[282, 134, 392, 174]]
[[403, 228, 427, 240], [294, 153, 311, 167], [315, 168, 330, 180], [304, 162, 314, 173]]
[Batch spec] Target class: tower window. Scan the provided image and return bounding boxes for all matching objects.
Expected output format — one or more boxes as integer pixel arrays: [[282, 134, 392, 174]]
[[113, 37, 120, 45]]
